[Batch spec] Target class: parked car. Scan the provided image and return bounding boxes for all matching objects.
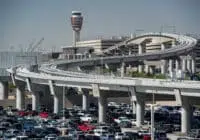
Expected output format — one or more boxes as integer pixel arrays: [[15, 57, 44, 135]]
[[115, 132, 129, 140], [78, 123, 95, 132], [114, 117, 131, 124]]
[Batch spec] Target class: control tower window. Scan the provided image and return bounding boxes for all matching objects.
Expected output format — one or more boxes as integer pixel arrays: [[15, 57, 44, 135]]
[[72, 13, 81, 16]]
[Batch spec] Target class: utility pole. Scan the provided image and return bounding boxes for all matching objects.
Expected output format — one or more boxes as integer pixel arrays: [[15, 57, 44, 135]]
[[62, 86, 65, 136], [150, 90, 158, 140]]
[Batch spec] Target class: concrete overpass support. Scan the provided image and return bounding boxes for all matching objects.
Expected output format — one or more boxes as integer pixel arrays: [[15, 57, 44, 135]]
[[0, 81, 8, 100], [48, 80, 62, 114], [105, 64, 109, 69], [26, 79, 41, 111], [138, 44, 142, 54], [168, 59, 173, 73], [138, 44, 143, 73], [77, 66, 82, 72], [92, 84, 107, 123], [82, 89, 89, 111], [136, 98, 144, 127], [98, 94, 107, 123], [149, 66, 153, 74], [181, 97, 192, 133], [175, 60, 179, 71], [182, 58, 186, 72], [191, 58, 196, 74], [187, 59, 191, 72], [160, 44, 166, 74], [161, 60, 166, 74], [121, 62, 126, 77], [32, 92, 40, 111], [172, 40, 176, 47], [82, 93, 87, 111], [130, 87, 136, 114], [138, 65, 143, 73], [145, 65, 149, 73], [53, 95, 59, 114], [16, 86, 25, 110]]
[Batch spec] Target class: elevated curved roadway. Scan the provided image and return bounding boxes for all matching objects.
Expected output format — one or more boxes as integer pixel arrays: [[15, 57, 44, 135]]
[[8, 32, 199, 96], [40, 33, 196, 68]]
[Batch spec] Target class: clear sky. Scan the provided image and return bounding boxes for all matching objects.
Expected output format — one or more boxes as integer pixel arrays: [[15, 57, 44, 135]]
[[0, 0, 199, 51]]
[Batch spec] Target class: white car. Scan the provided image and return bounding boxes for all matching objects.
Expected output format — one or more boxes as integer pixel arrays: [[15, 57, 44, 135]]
[[80, 114, 96, 122], [93, 129, 108, 137], [131, 119, 137, 126], [115, 132, 129, 140], [114, 117, 131, 124]]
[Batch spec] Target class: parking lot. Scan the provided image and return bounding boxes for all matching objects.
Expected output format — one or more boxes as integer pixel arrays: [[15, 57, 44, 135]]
[[0, 102, 200, 139]]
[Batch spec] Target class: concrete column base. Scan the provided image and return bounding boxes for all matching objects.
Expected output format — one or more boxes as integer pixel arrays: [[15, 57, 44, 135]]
[[0, 81, 8, 100], [181, 97, 192, 133], [136, 99, 144, 127], [98, 94, 107, 123], [144, 65, 149, 73], [16, 87, 25, 110], [161, 60, 166, 74], [138, 65, 143, 73], [54, 95, 59, 114], [32, 93, 40, 111], [82, 93, 88, 111], [191, 59, 196, 74], [187, 59, 191, 72], [121, 62, 126, 77], [168, 59, 173, 73], [182, 58, 186, 72]]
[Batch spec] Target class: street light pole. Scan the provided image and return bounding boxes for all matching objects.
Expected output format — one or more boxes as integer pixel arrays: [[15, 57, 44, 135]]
[[62, 86, 65, 136], [151, 92, 155, 140], [63, 86, 65, 121]]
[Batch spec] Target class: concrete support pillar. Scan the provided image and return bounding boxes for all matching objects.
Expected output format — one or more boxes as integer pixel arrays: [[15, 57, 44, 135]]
[[54, 95, 59, 114], [138, 65, 143, 73], [105, 64, 109, 69], [48, 80, 61, 114], [161, 60, 166, 74], [129, 48, 131, 55], [161, 43, 165, 50], [138, 44, 142, 55], [191, 59, 196, 74], [149, 66, 153, 74], [187, 59, 191, 72], [138, 44, 143, 73], [0, 81, 8, 100], [121, 62, 126, 77], [132, 101, 136, 114], [144, 65, 149, 73], [98, 94, 107, 123], [176, 59, 179, 71], [92, 84, 107, 123], [160, 44, 166, 74], [168, 59, 173, 73], [32, 92, 40, 111], [136, 98, 144, 127], [16, 87, 25, 110], [181, 97, 192, 133], [172, 40, 176, 47], [182, 58, 186, 72], [77, 66, 82, 71], [82, 91, 89, 111], [130, 87, 136, 115], [82, 94, 87, 111]]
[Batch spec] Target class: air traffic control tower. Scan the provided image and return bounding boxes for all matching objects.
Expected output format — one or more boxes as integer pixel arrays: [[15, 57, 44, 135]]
[[71, 11, 83, 54]]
